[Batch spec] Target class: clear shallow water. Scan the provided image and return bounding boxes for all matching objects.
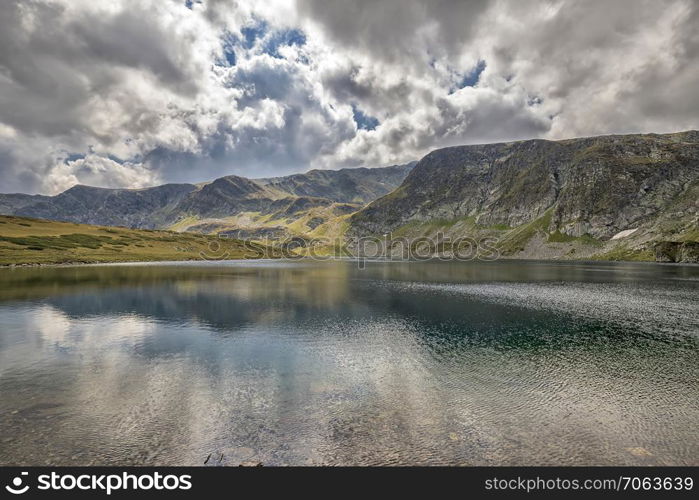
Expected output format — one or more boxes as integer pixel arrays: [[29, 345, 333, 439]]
[[0, 259, 697, 466]]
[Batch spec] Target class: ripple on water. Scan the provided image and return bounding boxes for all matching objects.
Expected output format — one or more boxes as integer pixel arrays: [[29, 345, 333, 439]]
[[0, 261, 697, 465]]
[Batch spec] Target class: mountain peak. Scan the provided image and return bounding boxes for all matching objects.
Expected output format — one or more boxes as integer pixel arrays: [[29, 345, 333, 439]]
[[0, 163, 415, 229]]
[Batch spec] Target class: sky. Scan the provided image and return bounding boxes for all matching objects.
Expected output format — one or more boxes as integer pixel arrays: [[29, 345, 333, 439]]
[[1, 0, 698, 194]]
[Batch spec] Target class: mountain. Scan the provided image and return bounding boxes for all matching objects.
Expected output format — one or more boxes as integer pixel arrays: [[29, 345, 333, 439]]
[[0, 193, 50, 214], [10, 183, 197, 229], [0, 163, 415, 232], [256, 163, 416, 204], [348, 131, 699, 262], [174, 175, 287, 219], [2, 132, 697, 262]]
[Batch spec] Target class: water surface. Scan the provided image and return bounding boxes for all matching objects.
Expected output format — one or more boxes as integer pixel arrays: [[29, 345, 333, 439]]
[[0, 259, 697, 465]]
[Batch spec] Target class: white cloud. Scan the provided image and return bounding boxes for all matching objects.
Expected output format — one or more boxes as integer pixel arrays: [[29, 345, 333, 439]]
[[0, 0, 697, 194], [46, 154, 161, 194]]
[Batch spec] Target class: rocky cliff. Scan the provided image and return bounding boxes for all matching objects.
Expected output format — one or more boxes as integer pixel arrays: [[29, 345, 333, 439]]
[[349, 131, 699, 261]]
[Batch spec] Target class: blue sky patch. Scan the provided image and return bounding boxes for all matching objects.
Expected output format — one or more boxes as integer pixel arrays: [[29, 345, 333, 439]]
[[352, 105, 379, 131], [218, 31, 238, 67], [238, 20, 306, 58], [107, 154, 125, 165], [262, 29, 307, 58], [241, 20, 269, 49], [64, 153, 86, 163], [456, 60, 486, 91]]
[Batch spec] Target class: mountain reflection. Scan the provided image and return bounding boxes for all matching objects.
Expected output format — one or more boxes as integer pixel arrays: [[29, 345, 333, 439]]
[[0, 260, 697, 466]]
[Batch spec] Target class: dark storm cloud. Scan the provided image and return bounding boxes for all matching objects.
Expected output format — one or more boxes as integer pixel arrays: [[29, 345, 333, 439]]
[[297, 0, 491, 63], [0, 1, 202, 139]]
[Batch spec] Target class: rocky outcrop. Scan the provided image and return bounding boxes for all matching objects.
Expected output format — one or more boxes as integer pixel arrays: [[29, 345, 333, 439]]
[[654, 241, 699, 263]]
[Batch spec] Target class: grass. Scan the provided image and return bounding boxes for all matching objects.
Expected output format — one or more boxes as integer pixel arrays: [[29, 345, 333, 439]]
[[167, 216, 200, 232], [307, 214, 351, 239], [494, 210, 609, 256], [170, 203, 359, 248], [547, 230, 603, 246], [590, 245, 655, 262], [484, 223, 513, 231], [496, 208, 553, 255], [390, 215, 479, 238], [678, 229, 699, 242], [0, 215, 280, 266]]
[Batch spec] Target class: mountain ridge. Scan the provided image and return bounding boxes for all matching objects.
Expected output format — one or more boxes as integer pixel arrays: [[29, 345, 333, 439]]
[[348, 130, 699, 261], [0, 163, 415, 231], [1, 131, 698, 262]]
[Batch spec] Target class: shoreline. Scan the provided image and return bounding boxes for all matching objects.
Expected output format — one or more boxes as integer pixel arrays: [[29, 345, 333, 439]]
[[2, 255, 696, 269], [0, 256, 272, 269]]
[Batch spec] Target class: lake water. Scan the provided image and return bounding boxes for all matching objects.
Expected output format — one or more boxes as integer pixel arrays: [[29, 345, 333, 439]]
[[0, 259, 697, 466]]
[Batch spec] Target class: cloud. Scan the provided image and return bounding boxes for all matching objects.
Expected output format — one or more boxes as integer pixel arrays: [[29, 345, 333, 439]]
[[296, 0, 490, 64], [0, 0, 697, 194], [0, 0, 221, 192], [474, 0, 699, 139], [46, 154, 161, 194]]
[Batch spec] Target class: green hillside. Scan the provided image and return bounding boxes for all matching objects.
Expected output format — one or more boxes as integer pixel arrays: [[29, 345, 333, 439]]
[[0, 215, 279, 266]]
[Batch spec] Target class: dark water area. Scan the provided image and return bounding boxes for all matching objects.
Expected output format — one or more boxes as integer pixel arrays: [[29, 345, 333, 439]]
[[0, 259, 697, 465]]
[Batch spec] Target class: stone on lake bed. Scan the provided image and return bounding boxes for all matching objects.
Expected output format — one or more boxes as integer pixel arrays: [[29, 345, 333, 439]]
[[221, 446, 256, 462], [626, 447, 653, 457]]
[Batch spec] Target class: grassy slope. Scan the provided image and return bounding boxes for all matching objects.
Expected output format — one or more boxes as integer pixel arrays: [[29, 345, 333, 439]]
[[0, 215, 278, 266], [383, 209, 658, 261], [167, 203, 356, 240]]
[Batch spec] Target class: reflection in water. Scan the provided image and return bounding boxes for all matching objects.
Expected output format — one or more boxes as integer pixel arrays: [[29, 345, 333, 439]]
[[0, 260, 697, 465]]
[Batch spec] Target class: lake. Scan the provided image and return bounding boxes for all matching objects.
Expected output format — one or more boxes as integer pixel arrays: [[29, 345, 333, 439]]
[[0, 259, 697, 466]]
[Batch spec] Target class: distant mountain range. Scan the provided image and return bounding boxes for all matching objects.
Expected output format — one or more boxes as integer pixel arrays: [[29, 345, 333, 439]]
[[1, 131, 698, 262], [0, 163, 415, 234]]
